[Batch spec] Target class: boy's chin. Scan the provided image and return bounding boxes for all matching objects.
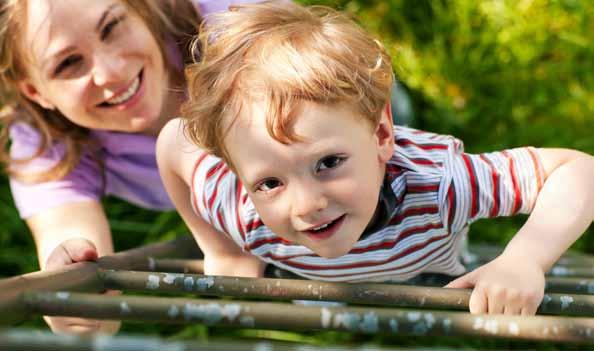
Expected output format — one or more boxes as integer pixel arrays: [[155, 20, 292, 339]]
[[312, 246, 351, 259]]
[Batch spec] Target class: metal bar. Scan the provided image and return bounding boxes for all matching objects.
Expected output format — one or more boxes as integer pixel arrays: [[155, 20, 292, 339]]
[[0, 328, 444, 351], [22, 291, 594, 344], [468, 245, 594, 267], [146, 259, 204, 274], [0, 235, 199, 325], [546, 277, 594, 295], [99, 270, 594, 317]]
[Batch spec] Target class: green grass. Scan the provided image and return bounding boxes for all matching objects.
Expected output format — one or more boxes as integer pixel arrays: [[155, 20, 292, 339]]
[[1, 0, 594, 349]]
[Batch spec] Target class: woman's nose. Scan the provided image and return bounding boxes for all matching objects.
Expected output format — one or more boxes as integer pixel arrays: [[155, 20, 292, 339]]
[[91, 52, 127, 86]]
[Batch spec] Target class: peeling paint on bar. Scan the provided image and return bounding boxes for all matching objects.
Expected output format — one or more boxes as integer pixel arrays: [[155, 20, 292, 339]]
[[147, 256, 156, 271], [93, 335, 186, 351], [101, 270, 594, 317], [120, 302, 131, 315], [195, 277, 214, 292], [168, 305, 179, 319], [389, 318, 398, 332], [321, 307, 332, 328], [560, 296, 574, 310], [56, 292, 70, 300], [22, 290, 594, 343], [239, 315, 256, 328], [163, 273, 184, 285], [146, 275, 160, 290], [183, 277, 194, 291]]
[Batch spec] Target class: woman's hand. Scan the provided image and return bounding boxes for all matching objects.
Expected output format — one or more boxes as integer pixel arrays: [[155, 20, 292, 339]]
[[445, 253, 545, 315], [42, 238, 121, 335], [27, 201, 121, 335]]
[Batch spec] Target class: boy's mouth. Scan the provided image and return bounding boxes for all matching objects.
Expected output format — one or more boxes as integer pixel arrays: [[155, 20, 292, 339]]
[[303, 214, 346, 241]]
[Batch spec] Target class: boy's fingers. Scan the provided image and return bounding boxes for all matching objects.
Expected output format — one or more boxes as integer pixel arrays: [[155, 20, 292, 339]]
[[520, 301, 539, 316], [487, 287, 505, 314], [503, 304, 522, 315], [444, 272, 476, 289], [468, 287, 487, 314]]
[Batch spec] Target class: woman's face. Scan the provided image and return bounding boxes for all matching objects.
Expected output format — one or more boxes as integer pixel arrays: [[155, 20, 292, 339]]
[[18, 0, 170, 134]]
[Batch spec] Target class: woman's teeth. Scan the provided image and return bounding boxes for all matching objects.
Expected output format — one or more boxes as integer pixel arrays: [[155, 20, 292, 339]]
[[105, 76, 140, 105]]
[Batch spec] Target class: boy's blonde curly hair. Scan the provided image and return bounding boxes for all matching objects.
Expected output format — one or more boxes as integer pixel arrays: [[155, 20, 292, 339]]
[[182, 0, 394, 164]]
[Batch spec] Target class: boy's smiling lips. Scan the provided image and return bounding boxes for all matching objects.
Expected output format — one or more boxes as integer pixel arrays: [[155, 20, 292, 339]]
[[301, 214, 346, 242]]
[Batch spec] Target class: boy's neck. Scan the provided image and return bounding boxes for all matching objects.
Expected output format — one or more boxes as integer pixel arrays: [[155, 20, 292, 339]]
[[359, 173, 397, 240]]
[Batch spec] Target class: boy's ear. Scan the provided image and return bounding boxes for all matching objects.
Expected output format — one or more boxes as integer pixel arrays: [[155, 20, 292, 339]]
[[375, 103, 394, 163], [17, 80, 56, 110]]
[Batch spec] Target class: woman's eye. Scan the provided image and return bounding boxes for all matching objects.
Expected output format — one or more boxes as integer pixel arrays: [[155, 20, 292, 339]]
[[100, 15, 125, 41], [54, 55, 82, 76], [256, 179, 282, 192], [317, 155, 346, 172]]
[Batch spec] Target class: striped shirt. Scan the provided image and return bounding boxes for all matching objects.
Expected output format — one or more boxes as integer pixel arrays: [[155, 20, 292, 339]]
[[191, 126, 544, 282]]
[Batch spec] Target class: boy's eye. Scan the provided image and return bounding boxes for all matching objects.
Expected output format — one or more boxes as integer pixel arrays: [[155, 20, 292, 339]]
[[256, 178, 282, 192], [54, 55, 83, 76], [316, 155, 346, 172], [100, 15, 125, 41]]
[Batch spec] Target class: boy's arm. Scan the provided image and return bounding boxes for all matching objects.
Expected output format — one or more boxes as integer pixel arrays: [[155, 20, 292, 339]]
[[447, 148, 594, 315], [156, 118, 266, 278]]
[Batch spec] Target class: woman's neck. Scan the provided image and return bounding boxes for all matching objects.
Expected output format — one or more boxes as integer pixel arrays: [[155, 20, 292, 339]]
[[143, 78, 185, 137]]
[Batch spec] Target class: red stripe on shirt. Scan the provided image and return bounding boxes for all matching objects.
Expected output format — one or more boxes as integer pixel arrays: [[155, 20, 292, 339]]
[[479, 154, 500, 217], [270, 231, 450, 272], [389, 205, 439, 226], [462, 154, 478, 218], [301, 236, 454, 279], [396, 138, 449, 150], [207, 166, 230, 210], [407, 183, 439, 193]]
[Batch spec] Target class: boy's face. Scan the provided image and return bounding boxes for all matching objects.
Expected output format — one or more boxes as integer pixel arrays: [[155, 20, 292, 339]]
[[225, 101, 394, 258]]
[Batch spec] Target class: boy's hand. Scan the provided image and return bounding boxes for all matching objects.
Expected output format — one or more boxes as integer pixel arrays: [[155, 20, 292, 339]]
[[44, 238, 120, 335], [445, 254, 545, 315]]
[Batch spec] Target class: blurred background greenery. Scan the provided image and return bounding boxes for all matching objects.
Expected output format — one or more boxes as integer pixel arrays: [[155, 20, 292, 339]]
[[1, 0, 593, 349]]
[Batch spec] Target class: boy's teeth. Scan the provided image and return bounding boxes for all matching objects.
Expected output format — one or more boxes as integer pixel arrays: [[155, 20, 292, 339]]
[[313, 222, 330, 231], [105, 77, 140, 105]]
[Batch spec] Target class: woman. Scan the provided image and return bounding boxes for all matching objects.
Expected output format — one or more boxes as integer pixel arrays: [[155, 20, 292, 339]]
[[0, 0, 261, 335]]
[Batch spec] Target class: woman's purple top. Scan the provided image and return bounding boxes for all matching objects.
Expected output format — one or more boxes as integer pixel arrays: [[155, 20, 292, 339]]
[[9, 0, 263, 219]]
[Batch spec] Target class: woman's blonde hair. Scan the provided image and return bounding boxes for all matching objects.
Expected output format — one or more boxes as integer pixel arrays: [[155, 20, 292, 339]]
[[0, 0, 201, 183], [182, 1, 393, 165]]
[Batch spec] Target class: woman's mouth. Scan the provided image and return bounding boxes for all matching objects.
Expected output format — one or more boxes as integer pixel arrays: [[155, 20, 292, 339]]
[[304, 214, 346, 241], [98, 69, 144, 108]]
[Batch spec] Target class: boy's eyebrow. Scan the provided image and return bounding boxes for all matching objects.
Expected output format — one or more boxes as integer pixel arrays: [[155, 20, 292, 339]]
[[95, 4, 118, 32]]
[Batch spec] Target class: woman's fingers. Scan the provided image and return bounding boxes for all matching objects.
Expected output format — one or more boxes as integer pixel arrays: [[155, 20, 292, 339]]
[[45, 238, 98, 270]]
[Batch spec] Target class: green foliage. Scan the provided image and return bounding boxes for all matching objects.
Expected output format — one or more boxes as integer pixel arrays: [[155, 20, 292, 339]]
[[1, 0, 594, 348]]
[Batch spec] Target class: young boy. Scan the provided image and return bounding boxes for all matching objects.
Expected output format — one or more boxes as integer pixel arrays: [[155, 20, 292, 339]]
[[157, 1, 594, 316]]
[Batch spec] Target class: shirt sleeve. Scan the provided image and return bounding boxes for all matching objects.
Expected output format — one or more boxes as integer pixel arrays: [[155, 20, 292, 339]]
[[441, 143, 545, 233], [8, 123, 103, 219], [191, 153, 248, 248]]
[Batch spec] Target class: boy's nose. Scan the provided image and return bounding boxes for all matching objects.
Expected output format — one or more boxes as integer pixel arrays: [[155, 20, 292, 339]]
[[291, 186, 328, 219]]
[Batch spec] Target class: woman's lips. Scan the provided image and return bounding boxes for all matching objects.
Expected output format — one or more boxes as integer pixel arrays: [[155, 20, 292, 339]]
[[97, 69, 144, 109]]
